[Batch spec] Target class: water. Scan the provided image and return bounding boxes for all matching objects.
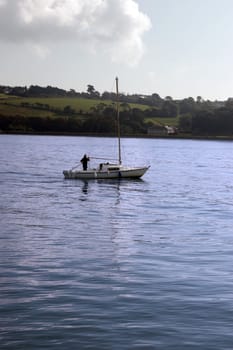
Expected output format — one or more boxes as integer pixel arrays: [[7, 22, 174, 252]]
[[1, 134, 233, 349]]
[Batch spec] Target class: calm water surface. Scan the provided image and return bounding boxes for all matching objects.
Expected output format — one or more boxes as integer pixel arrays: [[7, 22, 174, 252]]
[[1, 135, 233, 349]]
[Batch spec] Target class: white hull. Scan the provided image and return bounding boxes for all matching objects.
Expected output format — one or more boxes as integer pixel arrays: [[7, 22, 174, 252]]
[[63, 165, 149, 180]]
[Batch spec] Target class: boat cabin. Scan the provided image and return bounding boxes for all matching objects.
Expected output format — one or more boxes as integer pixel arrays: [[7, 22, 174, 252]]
[[99, 163, 121, 172]]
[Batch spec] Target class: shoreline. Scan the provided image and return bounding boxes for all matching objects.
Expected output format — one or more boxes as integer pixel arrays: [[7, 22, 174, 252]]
[[1, 130, 233, 141]]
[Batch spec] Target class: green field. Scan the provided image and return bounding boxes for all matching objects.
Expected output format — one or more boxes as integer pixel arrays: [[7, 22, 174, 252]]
[[0, 95, 179, 127], [0, 93, 16, 99], [4, 96, 149, 112], [11, 97, 104, 112], [0, 103, 54, 117], [145, 116, 179, 127]]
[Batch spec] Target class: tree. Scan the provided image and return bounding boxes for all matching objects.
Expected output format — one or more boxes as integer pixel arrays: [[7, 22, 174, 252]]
[[179, 97, 196, 115], [63, 105, 75, 115], [196, 96, 203, 103], [87, 84, 100, 98], [192, 110, 214, 135], [178, 113, 192, 133], [150, 93, 163, 107], [87, 84, 95, 95], [102, 106, 116, 118], [161, 100, 178, 117], [225, 98, 233, 109], [120, 102, 131, 111]]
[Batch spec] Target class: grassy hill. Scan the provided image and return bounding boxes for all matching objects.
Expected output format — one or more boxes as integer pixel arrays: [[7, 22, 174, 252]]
[[0, 94, 179, 134], [2, 95, 154, 112], [145, 116, 178, 127], [0, 95, 178, 122]]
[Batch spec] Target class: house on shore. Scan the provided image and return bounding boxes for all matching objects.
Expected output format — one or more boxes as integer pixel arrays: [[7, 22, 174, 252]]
[[147, 125, 178, 136]]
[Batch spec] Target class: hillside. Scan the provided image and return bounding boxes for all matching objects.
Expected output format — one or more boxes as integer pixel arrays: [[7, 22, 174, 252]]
[[1, 84, 233, 137], [0, 94, 179, 135]]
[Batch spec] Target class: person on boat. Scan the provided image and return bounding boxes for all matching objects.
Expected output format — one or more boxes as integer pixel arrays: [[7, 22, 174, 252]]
[[80, 154, 90, 171]]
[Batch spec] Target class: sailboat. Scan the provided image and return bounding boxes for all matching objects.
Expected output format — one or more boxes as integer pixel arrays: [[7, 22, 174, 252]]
[[63, 77, 150, 180]]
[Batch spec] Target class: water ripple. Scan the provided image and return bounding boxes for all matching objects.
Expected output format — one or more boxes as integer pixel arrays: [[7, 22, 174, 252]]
[[1, 135, 233, 349]]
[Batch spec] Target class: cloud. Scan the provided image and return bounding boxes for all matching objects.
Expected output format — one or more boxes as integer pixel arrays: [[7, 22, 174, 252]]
[[31, 44, 51, 59], [0, 0, 151, 65]]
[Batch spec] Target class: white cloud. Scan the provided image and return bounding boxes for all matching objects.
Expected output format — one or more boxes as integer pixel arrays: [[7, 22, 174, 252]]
[[0, 0, 151, 65], [31, 43, 50, 59]]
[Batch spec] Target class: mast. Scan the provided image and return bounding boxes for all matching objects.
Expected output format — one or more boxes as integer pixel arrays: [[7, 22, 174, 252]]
[[116, 77, 121, 164]]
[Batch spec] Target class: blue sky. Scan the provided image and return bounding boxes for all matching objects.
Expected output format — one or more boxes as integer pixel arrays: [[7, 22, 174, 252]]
[[0, 0, 233, 100]]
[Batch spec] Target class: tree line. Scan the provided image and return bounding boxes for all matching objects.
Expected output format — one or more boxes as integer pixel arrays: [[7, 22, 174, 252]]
[[1, 83, 233, 136], [0, 83, 223, 109], [0, 108, 146, 135]]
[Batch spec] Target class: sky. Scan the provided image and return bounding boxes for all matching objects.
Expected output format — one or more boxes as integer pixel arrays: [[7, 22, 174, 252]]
[[1, 0, 233, 100]]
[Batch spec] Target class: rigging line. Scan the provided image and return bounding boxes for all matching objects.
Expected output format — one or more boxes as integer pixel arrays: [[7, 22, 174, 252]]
[[115, 76, 121, 165], [71, 164, 81, 170], [90, 156, 118, 161], [110, 78, 116, 94]]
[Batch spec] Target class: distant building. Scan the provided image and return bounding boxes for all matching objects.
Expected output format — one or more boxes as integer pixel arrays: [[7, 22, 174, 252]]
[[165, 125, 178, 135], [147, 125, 178, 136], [147, 125, 167, 136]]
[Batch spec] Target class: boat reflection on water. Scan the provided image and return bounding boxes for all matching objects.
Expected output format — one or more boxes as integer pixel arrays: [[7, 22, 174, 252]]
[[82, 180, 88, 195], [78, 177, 145, 204]]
